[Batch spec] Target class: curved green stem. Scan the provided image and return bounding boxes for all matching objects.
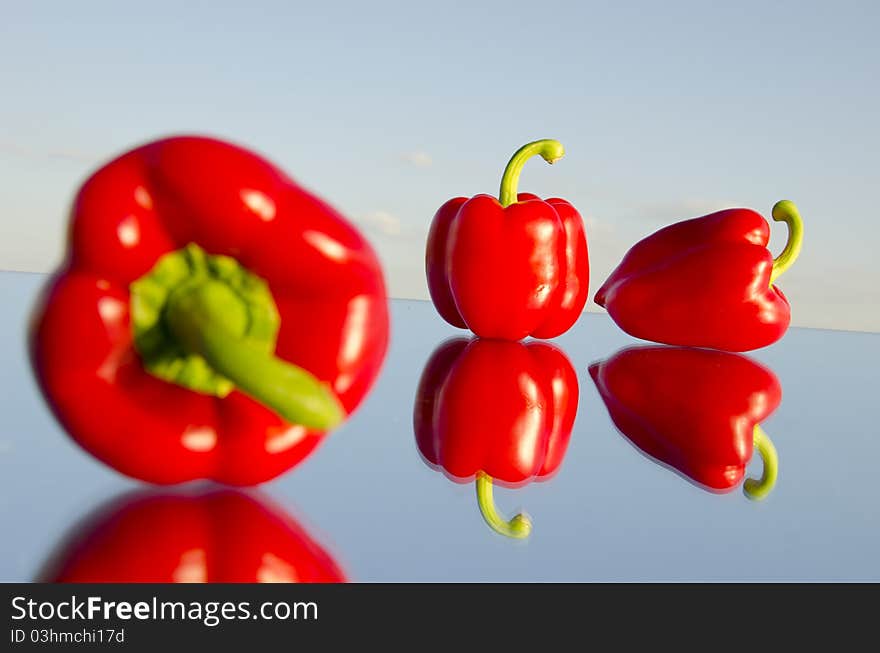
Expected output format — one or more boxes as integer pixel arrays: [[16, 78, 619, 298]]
[[164, 280, 344, 430], [743, 424, 778, 501], [770, 199, 803, 284], [498, 139, 565, 207], [475, 473, 532, 539]]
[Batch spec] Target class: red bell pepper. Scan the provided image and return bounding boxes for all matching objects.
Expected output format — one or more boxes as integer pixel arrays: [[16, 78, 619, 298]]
[[30, 135, 389, 485], [39, 488, 346, 582], [426, 139, 589, 340], [589, 345, 780, 498], [594, 201, 804, 351], [414, 337, 578, 537]]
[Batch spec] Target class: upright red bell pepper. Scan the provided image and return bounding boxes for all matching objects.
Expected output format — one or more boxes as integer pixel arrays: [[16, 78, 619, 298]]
[[426, 139, 589, 340], [595, 201, 803, 351], [414, 337, 578, 537], [39, 488, 347, 582], [30, 135, 389, 485], [589, 345, 781, 498]]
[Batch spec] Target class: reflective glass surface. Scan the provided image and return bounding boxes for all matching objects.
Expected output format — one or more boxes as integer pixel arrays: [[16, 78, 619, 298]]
[[2, 271, 878, 581]]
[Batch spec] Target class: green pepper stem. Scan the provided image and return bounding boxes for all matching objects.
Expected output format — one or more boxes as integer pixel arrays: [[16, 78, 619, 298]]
[[475, 472, 532, 539], [164, 280, 344, 430], [770, 200, 803, 284], [743, 424, 778, 501], [498, 139, 565, 208]]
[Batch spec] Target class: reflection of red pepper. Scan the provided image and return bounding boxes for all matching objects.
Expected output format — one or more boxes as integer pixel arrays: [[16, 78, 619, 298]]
[[30, 136, 389, 485], [589, 346, 780, 498], [595, 201, 803, 351], [426, 140, 589, 340], [39, 488, 346, 582], [414, 337, 578, 537]]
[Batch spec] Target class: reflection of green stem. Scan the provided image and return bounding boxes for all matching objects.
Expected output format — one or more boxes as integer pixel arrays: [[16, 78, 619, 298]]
[[770, 200, 803, 284], [498, 139, 565, 207], [475, 473, 532, 539], [743, 425, 778, 501]]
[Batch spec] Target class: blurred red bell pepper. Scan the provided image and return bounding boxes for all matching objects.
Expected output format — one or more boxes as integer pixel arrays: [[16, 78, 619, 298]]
[[39, 488, 346, 582], [414, 337, 578, 537], [589, 345, 780, 498], [30, 135, 389, 485], [595, 201, 803, 351], [426, 139, 589, 340]]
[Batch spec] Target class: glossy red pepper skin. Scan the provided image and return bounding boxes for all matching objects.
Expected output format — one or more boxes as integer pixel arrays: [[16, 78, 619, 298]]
[[589, 346, 781, 492], [426, 139, 589, 342], [595, 208, 790, 351], [414, 337, 578, 486], [39, 488, 346, 583], [427, 192, 588, 341], [30, 135, 389, 485]]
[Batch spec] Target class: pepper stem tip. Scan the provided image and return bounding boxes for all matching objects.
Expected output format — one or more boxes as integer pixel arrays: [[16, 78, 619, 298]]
[[743, 424, 778, 501], [770, 199, 803, 284], [498, 139, 565, 207], [475, 473, 532, 539]]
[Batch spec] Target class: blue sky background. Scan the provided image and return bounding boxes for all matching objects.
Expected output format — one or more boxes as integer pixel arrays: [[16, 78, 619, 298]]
[[1, 0, 878, 331]]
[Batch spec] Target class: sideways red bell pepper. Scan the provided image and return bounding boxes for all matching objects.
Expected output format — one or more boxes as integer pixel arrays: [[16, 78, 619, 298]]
[[589, 345, 780, 498], [30, 135, 389, 485], [39, 488, 346, 582], [414, 337, 578, 537], [426, 139, 589, 340], [595, 201, 803, 351]]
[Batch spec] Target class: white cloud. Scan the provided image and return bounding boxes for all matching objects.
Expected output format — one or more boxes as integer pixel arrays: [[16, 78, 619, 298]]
[[634, 198, 744, 220], [677, 198, 743, 215], [584, 215, 613, 236], [0, 142, 28, 157], [401, 151, 433, 168], [356, 210, 402, 236], [0, 141, 96, 163], [46, 148, 97, 163]]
